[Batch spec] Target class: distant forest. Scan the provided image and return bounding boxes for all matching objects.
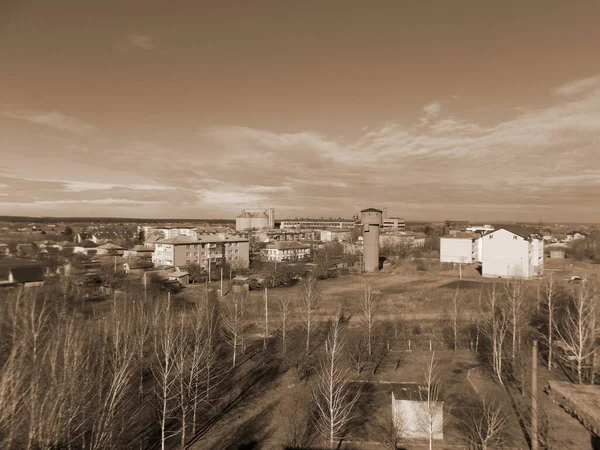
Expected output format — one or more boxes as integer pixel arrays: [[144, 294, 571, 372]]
[[0, 216, 235, 224]]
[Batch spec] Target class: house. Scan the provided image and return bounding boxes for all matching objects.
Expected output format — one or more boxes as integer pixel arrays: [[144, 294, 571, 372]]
[[265, 241, 311, 262], [152, 234, 250, 269], [168, 271, 190, 286], [124, 245, 155, 258], [74, 232, 100, 245], [96, 243, 125, 256], [566, 231, 587, 242], [0, 242, 9, 256], [0, 258, 47, 287], [440, 232, 480, 263], [143, 234, 163, 249], [480, 228, 544, 279], [391, 385, 444, 441], [123, 259, 154, 275], [73, 240, 99, 255]]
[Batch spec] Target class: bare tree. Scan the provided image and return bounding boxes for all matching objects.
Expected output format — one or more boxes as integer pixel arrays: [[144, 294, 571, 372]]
[[458, 394, 507, 450], [223, 291, 248, 368], [301, 276, 320, 355], [418, 352, 443, 450], [504, 277, 529, 362], [360, 280, 378, 358], [481, 284, 509, 385], [445, 286, 462, 351], [346, 338, 369, 375], [277, 295, 292, 356], [314, 314, 360, 448], [88, 316, 139, 450], [377, 405, 410, 450], [152, 299, 181, 450], [543, 273, 558, 370], [556, 280, 598, 384], [279, 386, 315, 449], [263, 287, 269, 351]]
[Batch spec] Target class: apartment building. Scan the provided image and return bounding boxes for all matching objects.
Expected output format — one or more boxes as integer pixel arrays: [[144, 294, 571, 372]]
[[152, 234, 249, 269], [440, 228, 544, 279], [264, 241, 311, 262], [382, 217, 406, 231]]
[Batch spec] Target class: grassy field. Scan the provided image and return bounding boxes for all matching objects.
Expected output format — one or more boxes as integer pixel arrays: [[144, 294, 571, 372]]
[[171, 260, 598, 449]]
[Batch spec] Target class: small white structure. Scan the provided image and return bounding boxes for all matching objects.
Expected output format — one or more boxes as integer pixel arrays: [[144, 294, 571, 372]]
[[392, 391, 444, 441], [465, 224, 494, 233]]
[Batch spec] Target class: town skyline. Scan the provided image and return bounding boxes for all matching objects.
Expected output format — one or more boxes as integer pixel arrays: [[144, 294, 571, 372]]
[[2, 0, 600, 221]]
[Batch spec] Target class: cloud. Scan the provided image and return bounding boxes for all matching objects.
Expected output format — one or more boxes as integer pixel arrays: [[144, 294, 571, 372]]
[[119, 34, 164, 52], [422, 101, 442, 118], [3, 73, 600, 221], [554, 75, 600, 97], [2, 110, 96, 135]]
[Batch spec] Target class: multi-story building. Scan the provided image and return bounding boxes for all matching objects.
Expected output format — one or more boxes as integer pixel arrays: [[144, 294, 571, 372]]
[[152, 234, 249, 269], [440, 228, 544, 279], [264, 241, 311, 262], [481, 228, 543, 278], [440, 232, 481, 263], [279, 219, 356, 230], [382, 217, 406, 231], [320, 229, 353, 242]]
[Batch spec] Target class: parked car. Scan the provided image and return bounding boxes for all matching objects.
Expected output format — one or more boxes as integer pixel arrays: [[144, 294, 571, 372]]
[[569, 275, 585, 283]]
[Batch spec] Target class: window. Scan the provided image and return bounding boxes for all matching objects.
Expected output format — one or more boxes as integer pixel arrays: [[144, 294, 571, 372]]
[[489, 235, 493, 239], [513, 236, 517, 240]]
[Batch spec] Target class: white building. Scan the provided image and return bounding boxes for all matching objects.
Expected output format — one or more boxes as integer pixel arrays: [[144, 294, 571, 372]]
[[382, 217, 406, 231], [439, 232, 480, 264], [279, 219, 355, 230], [465, 224, 494, 233], [265, 241, 311, 262], [320, 229, 352, 242], [391, 390, 443, 441], [481, 228, 544, 278]]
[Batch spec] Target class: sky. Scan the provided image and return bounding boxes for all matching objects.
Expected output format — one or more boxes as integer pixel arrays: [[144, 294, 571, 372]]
[[1, 0, 600, 222]]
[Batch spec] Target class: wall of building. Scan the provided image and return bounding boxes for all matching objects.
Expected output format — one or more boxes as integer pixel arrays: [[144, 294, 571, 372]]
[[481, 229, 531, 278], [440, 238, 474, 263]]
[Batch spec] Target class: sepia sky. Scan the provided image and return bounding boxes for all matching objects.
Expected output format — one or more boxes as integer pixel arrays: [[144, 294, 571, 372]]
[[1, 0, 600, 222]]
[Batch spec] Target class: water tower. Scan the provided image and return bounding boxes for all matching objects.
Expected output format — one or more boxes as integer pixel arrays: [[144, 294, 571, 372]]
[[361, 208, 383, 272]]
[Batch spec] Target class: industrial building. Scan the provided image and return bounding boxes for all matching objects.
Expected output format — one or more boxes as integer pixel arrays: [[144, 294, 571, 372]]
[[279, 219, 356, 230], [152, 234, 249, 269], [235, 208, 275, 231], [361, 208, 383, 272], [439, 228, 544, 279]]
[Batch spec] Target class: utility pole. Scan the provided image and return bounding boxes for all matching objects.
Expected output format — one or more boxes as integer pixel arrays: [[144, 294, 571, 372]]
[[531, 339, 538, 450], [114, 255, 117, 274], [459, 262, 462, 280], [143, 272, 147, 302], [220, 267, 223, 297]]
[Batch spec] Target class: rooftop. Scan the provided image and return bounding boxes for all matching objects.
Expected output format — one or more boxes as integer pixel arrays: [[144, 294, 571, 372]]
[[266, 241, 310, 250], [157, 234, 249, 245], [442, 232, 480, 239], [361, 208, 383, 213], [10, 266, 45, 283]]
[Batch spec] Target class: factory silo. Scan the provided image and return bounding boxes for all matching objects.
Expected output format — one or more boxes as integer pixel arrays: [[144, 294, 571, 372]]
[[361, 208, 383, 272]]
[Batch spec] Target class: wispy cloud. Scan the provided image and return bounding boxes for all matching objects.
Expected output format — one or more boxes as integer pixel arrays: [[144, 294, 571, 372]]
[[119, 34, 164, 52], [2, 110, 96, 135], [553, 75, 600, 97], [422, 101, 442, 118], [3, 74, 600, 220]]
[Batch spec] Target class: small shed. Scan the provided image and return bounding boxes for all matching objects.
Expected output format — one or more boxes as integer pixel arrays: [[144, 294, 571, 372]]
[[168, 271, 190, 286], [550, 250, 566, 259], [391, 385, 444, 441]]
